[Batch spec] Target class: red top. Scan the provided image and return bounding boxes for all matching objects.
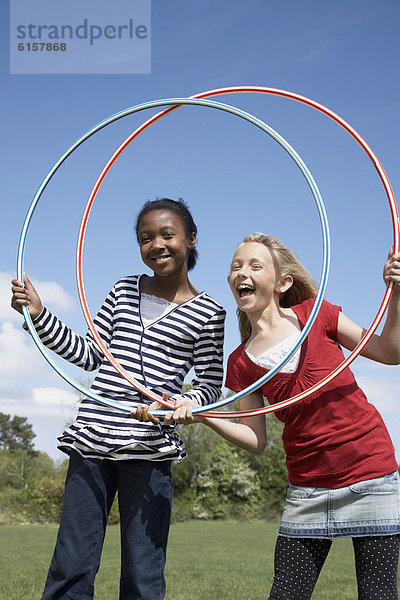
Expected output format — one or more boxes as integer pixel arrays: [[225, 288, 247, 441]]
[[225, 299, 397, 488]]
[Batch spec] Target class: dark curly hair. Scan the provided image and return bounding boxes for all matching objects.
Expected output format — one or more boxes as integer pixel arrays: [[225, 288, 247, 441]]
[[135, 198, 198, 271]]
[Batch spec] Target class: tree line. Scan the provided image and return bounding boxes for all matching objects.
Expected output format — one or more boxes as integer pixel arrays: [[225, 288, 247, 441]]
[[0, 409, 288, 524]]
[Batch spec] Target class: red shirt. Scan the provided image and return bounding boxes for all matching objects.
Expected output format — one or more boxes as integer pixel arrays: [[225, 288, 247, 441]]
[[226, 299, 397, 488]]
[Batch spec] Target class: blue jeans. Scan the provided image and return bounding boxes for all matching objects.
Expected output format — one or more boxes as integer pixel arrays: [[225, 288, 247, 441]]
[[41, 451, 173, 600]]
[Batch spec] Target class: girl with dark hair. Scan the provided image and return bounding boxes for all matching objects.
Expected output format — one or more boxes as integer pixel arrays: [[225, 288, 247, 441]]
[[135, 197, 199, 271], [11, 197, 226, 600]]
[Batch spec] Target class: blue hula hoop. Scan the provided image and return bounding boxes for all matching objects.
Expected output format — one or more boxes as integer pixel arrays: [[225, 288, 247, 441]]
[[17, 96, 330, 414]]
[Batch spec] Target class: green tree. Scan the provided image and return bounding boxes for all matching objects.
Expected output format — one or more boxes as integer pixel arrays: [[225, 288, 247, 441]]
[[25, 476, 65, 523], [0, 449, 62, 523], [172, 394, 288, 521], [0, 413, 36, 453], [0, 449, 56, 489], [172, 423, 262, 520], [245, 414, 288, 518], [192, 435, 261, 519]]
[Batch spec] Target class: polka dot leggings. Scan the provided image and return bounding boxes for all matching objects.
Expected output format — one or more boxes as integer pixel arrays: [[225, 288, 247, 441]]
[[268, 535, 399, 599]]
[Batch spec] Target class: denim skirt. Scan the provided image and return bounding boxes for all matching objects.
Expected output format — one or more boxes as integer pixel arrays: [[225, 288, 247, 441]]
[[278, 471, 400, 539]]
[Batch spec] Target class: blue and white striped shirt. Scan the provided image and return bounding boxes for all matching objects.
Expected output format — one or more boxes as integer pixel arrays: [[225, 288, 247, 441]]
[[30, 275, 226, 462]]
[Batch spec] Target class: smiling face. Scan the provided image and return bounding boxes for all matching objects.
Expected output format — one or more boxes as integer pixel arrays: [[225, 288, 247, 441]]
[[138, 210, 196, 278], [228, 241, 292, 313]]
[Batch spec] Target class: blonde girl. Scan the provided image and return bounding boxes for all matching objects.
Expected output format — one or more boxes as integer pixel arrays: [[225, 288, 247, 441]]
[[157, 233, 400, 600]]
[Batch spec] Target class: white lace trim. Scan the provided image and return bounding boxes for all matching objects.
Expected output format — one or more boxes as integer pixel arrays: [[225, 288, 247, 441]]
[[246, 332, 301, 373], [140, 293, 178, 327], [141, 292, 177, 306]]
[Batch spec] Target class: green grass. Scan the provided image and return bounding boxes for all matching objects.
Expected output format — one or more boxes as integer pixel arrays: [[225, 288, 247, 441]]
[[1, 521, 396, 599]]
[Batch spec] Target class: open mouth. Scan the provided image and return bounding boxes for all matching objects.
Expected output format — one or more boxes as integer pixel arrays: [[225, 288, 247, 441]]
[[237, 284, 255, 300]]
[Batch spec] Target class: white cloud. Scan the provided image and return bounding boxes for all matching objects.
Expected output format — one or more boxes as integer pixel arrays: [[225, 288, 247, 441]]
[[0, 321, 44, 383], [0, 271, 86, 459], [0, 270, 75, 323], [0, 384, 78, 419], [0, 386, 79, 460], [0, 270, 77, 390], [353, 360, 400, 412], [0, 271, 21, 323], [32, 386, 78, 411], [357, 375, 400, 415], [32, 278, 75, 312], [352, 357, 398, 374], [356, 372, 400, 463]]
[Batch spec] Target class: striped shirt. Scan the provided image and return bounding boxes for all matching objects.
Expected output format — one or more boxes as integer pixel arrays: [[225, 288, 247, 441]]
[[30, 275, 226, 462]]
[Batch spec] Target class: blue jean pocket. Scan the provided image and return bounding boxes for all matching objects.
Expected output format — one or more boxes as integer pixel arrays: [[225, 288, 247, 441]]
[[286, 485, 316, 500], [348, 472, 399, 495]]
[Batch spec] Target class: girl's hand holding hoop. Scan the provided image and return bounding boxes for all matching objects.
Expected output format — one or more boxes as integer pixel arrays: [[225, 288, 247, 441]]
[[131, 394, 198, 426], [336, 248, 400, 366], [132, 402, 164, 425], [163, 399, 199, 426], [11, 273, 43, 319], [383, 248, 400, 289], [131, 393, 175, 425]]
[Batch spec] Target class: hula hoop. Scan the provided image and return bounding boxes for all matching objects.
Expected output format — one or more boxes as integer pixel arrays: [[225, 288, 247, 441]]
[[77, 87, 399, 418], [17, 87, 399, 418], [77, 97, 330, 413], [174, 86, 399, 418], [18, 96, 330, 414]]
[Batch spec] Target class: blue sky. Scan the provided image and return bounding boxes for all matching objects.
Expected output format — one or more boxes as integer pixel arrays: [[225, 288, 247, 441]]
[[1, 0, 400, 461]]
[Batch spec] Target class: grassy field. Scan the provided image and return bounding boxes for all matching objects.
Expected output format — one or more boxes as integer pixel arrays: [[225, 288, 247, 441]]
[[0, 520, 394, 599]]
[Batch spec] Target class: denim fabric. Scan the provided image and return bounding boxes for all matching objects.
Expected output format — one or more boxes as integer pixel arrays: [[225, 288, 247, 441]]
[[279, 471, 400, 539], [40, 451, 173, 600]]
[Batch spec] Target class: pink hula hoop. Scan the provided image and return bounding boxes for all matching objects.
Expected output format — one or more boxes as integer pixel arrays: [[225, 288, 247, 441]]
[[76, 86, 399, 417]]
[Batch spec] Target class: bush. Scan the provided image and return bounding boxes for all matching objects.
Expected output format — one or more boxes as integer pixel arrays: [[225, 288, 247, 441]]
[[0, 486, 31, 524], [25, 476, 65, 523], [0, 409, 289, 523], [171, 413, 288, 521], [171, 488, 197, 523]]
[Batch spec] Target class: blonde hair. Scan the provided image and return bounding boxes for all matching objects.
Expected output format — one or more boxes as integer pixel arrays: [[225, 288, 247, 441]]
[[236, 233, 318, 341]]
